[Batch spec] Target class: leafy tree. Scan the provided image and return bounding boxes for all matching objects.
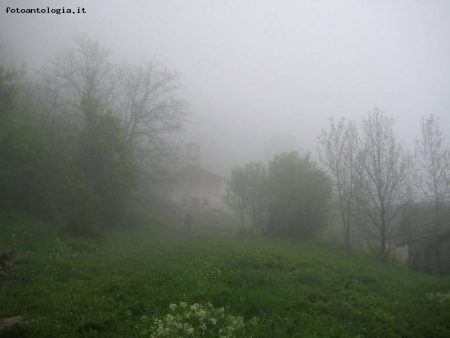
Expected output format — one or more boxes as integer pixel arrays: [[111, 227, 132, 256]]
[[318, 118, 359, 247], [355, 107, 413, 261], [415, 115, 450, 236], [43, 162, 101, 237], [0, 63, 138, 236], [223, 166, 250, 231], [78, 94, 138, 228], [0, 65, 18, 118], [267, 152, 332, 238], [1, 35, 188, 235], [0, 66, 50, 214], [245, 162, 269, 234], [223, 162, 269, 233]]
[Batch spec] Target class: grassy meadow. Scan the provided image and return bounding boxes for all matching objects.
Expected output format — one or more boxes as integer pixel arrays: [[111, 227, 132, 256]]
[[1, 211, 450, 337]]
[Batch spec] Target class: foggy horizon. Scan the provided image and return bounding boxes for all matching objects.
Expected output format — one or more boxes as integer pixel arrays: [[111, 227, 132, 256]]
[[2, 0, 449, 177]]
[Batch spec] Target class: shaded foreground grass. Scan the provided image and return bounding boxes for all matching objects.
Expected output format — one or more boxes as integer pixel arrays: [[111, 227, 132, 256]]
[[1, 211, 450, 337]]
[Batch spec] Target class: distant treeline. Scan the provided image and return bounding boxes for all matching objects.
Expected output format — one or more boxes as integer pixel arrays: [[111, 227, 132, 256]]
[[225, 110, 449, 262]]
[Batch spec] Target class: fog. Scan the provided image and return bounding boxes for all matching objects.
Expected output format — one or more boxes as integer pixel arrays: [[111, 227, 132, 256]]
[[2, 0, 450, 177]]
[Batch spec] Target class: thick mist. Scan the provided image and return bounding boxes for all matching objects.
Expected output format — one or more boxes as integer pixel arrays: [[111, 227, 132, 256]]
[[2, 0, 450, 177], [2, 2, 450, 335]]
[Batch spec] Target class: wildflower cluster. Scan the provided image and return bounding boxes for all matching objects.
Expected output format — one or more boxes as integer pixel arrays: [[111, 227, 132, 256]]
[[135, 301, 259, 337], [426, 292, 450, 303]]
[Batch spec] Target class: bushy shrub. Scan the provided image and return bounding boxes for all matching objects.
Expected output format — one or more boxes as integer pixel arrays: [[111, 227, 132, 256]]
[[267, 152, 332, 238]]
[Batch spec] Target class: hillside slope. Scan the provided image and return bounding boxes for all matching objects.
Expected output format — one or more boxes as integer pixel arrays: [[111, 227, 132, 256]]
[[1, 212, 449, 337]]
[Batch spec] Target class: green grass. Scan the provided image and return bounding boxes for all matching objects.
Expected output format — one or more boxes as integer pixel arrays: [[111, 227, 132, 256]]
[[1, 211, 450, 337]]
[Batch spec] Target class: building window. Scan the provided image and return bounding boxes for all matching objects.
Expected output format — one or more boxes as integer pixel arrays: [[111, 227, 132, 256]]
[[203, 198, 209, 206]]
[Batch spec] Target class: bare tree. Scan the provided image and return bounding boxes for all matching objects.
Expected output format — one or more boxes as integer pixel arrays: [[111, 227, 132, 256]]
[[37, 35, 123, 122], [415, 115, 450, 236], [355, 107, 412, 261], [36, 35, 188, 182], [119, 60, 188, 181], [318, 118, 359, 247]]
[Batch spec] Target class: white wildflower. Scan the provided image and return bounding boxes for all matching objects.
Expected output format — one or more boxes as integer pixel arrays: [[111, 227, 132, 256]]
[[165, 314, 175, 322], [135, 301, 258, 337]]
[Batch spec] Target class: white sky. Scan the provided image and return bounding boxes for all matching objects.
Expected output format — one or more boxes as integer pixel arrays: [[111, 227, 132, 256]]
[[1, 0, 450, 176]]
